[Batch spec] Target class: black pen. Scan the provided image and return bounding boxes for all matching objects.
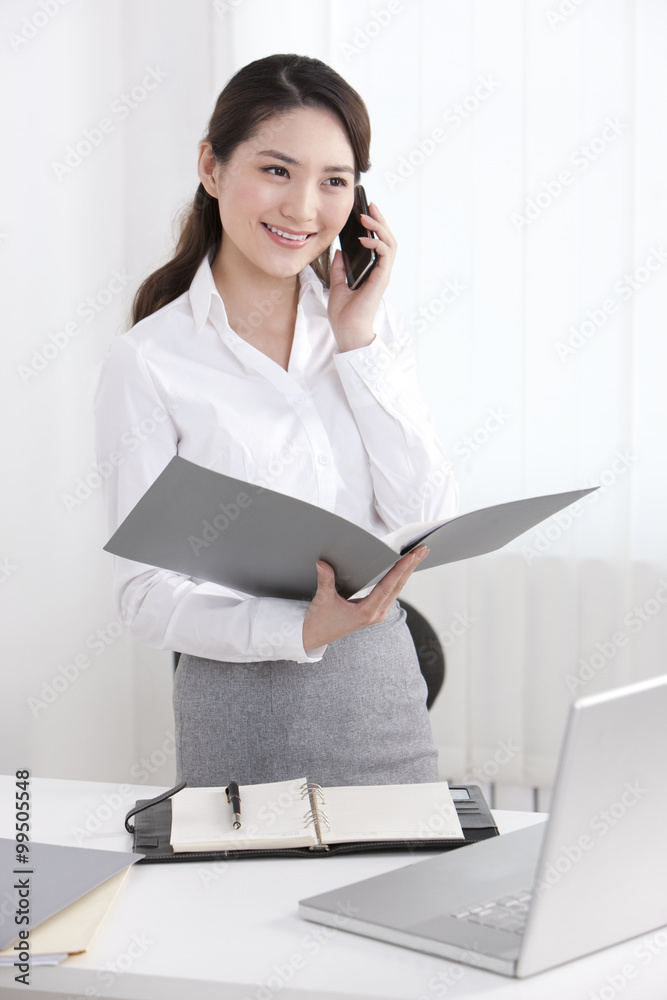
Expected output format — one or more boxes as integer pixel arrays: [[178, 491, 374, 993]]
[[225, 781, 242, 829]]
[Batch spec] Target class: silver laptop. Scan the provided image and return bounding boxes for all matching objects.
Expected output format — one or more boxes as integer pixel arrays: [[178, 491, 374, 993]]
[[299, 674, 667, 977]]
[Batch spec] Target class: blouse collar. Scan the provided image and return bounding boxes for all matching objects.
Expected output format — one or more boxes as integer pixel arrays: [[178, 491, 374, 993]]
[[188, 252, 326, 336]]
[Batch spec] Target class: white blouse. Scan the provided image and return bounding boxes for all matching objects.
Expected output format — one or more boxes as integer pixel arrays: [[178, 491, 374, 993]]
[[94, 253, 458, 663]]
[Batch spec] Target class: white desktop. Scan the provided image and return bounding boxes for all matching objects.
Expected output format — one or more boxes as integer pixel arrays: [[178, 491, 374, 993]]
[[0, 771, 666, 999]]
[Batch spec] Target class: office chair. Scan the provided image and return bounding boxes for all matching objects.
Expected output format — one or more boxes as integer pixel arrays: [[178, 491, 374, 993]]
[[173, 600, 445, 709], [397, 599, 445, 710]]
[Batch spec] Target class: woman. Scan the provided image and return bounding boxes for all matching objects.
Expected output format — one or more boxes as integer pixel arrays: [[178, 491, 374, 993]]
[[95, 53, 458, 788]]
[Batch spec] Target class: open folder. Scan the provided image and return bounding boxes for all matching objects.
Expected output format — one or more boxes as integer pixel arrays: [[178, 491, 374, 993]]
[[103, 456, 597, 600]]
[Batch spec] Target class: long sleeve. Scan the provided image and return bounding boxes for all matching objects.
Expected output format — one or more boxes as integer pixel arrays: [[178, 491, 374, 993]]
[[333, 297, 459, 532], [94, 333, 325, 663]]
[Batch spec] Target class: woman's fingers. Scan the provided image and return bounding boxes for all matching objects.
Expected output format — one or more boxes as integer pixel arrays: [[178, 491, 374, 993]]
[[360, 205, 397, 250], [302, 548, 428, 651], [364, 545, 429, 618], [311, 560, 337, 604], [357, 206, 396, 271]]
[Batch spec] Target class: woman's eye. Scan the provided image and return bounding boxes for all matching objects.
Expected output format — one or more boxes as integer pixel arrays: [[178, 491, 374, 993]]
[[263, 166, 289, 177], [325, 177, 347, 187]]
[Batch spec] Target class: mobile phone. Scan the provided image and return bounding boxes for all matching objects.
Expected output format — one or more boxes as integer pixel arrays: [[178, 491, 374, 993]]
[[338, 184, 377, 289]]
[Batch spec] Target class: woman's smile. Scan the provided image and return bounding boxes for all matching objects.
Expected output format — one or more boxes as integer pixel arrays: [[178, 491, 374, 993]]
[[260, 221, 317, 247]]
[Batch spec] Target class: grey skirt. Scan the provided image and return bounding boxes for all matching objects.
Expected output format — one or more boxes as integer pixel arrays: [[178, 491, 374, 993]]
[[173, 599, 439, 787]]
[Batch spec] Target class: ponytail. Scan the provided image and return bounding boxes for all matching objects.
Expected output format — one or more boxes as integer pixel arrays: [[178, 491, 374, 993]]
[[131, 183, 221, 326]]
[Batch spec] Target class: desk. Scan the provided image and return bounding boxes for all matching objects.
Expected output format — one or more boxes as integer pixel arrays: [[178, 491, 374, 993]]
[[1, 776, 665, 999]]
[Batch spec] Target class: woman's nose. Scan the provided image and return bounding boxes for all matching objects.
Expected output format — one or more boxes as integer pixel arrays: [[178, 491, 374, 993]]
[[280, 182, 318, 225]]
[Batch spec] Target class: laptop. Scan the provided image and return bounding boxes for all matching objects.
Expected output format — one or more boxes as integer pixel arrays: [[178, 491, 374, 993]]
[[299, 673, 667, 977]]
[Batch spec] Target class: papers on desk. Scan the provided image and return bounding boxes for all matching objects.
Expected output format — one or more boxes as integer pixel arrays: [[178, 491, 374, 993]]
[[0, 840, 142, 961], [0, 870, 129, 965]]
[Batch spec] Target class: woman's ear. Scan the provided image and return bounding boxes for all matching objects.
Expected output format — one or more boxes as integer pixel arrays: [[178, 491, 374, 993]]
[[197, 142, 219, 198]]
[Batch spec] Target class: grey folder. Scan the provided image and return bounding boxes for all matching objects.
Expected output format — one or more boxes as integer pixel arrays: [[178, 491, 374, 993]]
[[104, 456, 597, 600], [0, 839, 143, 949]]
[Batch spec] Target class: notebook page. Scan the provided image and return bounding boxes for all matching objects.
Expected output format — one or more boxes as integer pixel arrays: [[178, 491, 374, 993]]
[[321, 782, 464, 844], [170, 777, 315, 851]]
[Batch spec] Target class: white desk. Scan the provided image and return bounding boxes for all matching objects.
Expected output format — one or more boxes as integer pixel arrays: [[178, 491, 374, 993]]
[[1, 776, 665, 999]]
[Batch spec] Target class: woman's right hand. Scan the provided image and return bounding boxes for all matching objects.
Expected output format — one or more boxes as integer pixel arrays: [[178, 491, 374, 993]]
[[301, 545, 430, 653]]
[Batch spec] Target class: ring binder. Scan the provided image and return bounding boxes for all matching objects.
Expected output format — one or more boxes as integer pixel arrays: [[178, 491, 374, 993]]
[[125, 779, 499, 860], [303, 782, 331, 851], [301, 781, 326, 803]]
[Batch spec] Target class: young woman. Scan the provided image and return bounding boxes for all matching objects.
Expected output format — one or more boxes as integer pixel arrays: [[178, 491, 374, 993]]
[[95, 53, 458, 788]]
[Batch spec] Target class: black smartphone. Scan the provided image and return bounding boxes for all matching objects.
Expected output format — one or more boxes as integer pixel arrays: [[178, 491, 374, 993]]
[[338, 184, 377, 289]]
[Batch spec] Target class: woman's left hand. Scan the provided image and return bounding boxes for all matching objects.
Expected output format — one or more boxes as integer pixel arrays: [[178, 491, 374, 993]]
[[326, 202, 397, 353]]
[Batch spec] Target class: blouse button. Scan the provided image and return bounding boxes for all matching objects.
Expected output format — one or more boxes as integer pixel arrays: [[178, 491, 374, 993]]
[[318, 455, 329, 466], [293, 394, 306, 405]]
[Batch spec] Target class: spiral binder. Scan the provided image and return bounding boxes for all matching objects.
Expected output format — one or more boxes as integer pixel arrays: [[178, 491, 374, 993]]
[[301, 782, 330, 851], [126, 779, 499, 862]]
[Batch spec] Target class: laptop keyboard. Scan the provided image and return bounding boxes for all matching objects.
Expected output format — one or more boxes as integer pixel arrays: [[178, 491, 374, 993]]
[[451, 887, 533, 935]]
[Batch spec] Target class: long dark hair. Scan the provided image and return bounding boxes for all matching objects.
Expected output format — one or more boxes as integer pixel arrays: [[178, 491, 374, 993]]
[[131, 54, 371, 326]]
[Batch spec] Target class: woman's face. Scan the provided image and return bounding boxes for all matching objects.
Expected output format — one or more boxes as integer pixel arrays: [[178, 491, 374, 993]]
[[209, 106, 357, 280]]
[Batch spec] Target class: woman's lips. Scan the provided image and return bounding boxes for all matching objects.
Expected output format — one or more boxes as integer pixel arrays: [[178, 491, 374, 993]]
[[261, 222, 316, 247]]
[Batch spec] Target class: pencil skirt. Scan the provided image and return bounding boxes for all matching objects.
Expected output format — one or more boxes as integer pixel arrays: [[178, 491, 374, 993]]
[[172, 599, 440, 787]]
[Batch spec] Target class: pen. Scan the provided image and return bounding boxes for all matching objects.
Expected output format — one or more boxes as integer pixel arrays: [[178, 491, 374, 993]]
[[225, 781, 242, 829]]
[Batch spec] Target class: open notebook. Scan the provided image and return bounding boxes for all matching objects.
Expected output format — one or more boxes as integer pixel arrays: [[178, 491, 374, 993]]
[[124, 777, 501, 861], [169, 778, 464, 852]]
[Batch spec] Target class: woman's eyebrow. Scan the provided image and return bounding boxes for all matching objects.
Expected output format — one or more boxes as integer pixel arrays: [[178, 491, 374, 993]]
[[256, 149, 354, 174]]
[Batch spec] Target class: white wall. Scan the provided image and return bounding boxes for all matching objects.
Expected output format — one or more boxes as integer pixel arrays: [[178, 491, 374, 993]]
[[2, 0, 666, 793]]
